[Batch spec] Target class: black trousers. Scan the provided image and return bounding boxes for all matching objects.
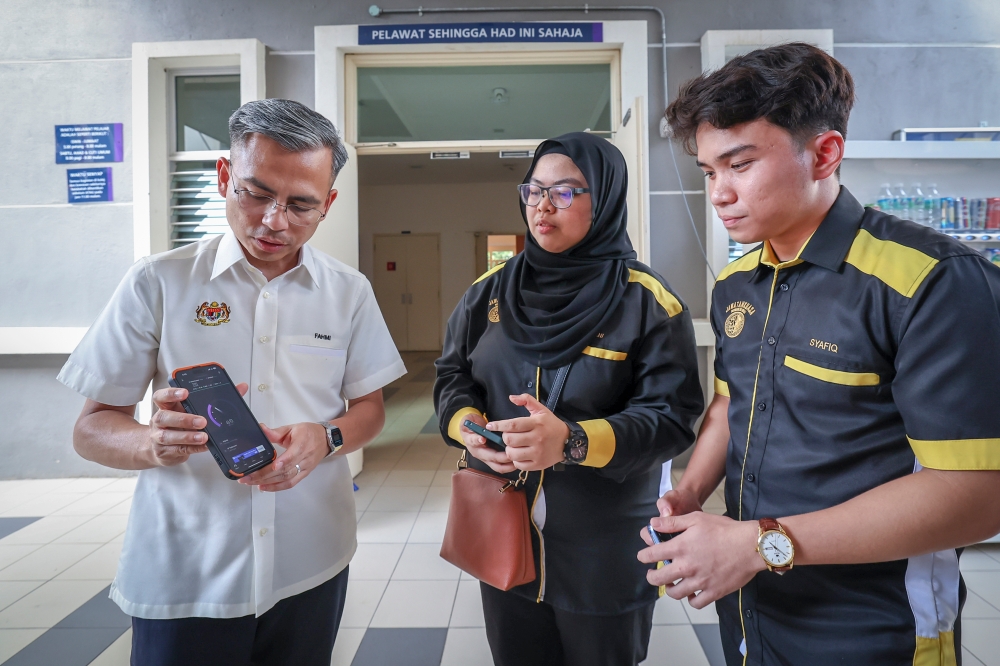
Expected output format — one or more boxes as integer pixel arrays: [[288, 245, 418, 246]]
[[480, 582, 655, 666], [131, 566, 349, 666]]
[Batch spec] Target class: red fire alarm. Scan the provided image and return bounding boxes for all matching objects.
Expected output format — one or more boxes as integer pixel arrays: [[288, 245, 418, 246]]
[[387, 262, 396, 271]]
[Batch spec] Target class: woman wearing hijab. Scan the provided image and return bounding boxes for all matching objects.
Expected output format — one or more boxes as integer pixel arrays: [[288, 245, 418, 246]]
[[434, 132, 703, 665]]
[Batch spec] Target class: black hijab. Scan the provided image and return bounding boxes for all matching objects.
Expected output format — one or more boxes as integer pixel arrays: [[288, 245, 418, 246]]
[[497, 132, 636, 369]]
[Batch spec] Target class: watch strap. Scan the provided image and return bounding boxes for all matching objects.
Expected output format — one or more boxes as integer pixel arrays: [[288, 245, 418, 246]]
[[562, 421, 589, 465], [317, 422, 343, 457], [757, 517, 793, 573]]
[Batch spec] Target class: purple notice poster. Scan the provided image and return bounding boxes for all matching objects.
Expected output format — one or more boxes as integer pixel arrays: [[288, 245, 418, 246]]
[[55, 124, 124, 163], [67, 168, 113, 203]]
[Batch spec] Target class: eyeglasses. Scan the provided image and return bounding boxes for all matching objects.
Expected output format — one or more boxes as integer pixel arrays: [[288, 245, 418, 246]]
[[517, 184, 590, 210], [229, 172, 327, 227]]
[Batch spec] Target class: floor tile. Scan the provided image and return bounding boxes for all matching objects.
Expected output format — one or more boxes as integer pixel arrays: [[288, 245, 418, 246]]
[[0, 493, 86, 517], [692, 623, 727, 666], [0, 581, 43, 614], [0, 629, 46, 663], [0, 517, 42, 540], [369, 580, 458, 628], [353, 469, 389, 489], [440, 627, 493, 666], [0, 543, 101, 581], [409, 512, 448, 543], [964, 548, 1000, 572], [0, 515, 89, 545], [331, 627, 366, 666], [52, 514, 129, 544], [965, 590, 1000, 619], [101, 498, 133, 516], [962, 618, 1000, 666], [421, 487, 452, 512], [353, 485, 379, 512], [449, 581, 485, 628], [55, 541, 123, 580], [640, 624, 711, 666], [684, 600, 720, 625], [392, 543, 460, 581], [432, 470, 454, 487], [0, 545, 40, 571], [340, 580, 389, 628], [100, 478, 139, 494], [394, 454, 445, 471], [88, 627, 132, 666], [652, 594, 690, 625], [54, 478, 118, 494], [356, 512, 418, 544], [348, 543, 405, 581], [963, 646, 987, 666], [966, 571, 1000, 611], [382, 470, 436, 487], [51, 492, 134, 516], [367, 486, 428, 512], [350, 627, 447, 666], [0, 579, 109, 629]]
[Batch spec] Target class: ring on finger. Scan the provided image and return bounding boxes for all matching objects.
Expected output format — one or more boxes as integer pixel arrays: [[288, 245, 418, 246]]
[[295, 463, 301, 475]]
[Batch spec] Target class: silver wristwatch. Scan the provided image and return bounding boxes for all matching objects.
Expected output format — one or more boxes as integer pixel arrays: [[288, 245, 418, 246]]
[[316, 422, 343, 457]]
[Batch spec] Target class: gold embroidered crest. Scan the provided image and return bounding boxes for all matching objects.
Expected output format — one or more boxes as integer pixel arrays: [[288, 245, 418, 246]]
[[488, 299, 500, 323], [195, 301, 231, 326], [724, 301, 756, 338]]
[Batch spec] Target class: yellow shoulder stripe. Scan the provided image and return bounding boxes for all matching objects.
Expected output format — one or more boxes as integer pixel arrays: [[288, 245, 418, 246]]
[[908, 436, 1000, 471], [582, 346, 627, 361], [473, 262, 506, 285], [717, 248, 762, 282], [628, 269, 683, 317], [845, 229, 939, 298]]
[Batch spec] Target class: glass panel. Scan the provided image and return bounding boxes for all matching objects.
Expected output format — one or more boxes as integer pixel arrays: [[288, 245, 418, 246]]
[[170, 160, 229, 249], [357, 64, 611, 142], [175, 75, 241, 151]]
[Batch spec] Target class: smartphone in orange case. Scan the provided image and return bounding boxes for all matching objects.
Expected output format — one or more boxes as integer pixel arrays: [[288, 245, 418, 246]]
[[168, 362, 276, 480]]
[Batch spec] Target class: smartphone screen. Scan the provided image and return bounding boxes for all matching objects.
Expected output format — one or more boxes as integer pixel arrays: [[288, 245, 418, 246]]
[[172, 364, 274, 475]]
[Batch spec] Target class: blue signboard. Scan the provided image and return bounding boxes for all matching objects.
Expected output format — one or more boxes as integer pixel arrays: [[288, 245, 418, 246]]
[[67, 168, 113, 203], [56, 123, 124, 164], [359, 22, 603, 45]]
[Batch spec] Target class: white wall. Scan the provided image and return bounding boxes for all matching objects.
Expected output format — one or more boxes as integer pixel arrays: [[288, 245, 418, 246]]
[[359, 181, 525, 342]]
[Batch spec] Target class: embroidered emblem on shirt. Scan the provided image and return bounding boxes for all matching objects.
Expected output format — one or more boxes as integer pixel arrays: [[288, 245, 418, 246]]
[[488, 299, 500, 323], [724, 301, 756, 338], [195, 301, 231, 327]]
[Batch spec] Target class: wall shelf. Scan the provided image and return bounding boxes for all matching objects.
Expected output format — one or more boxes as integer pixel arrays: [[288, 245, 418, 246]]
[[844, 140, 1000, 160]]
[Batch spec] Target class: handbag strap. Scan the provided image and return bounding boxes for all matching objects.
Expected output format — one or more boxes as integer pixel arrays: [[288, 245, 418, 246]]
[[545, 363, 572, 412]]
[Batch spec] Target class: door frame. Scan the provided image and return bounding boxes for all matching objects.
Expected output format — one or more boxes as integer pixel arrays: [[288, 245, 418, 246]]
[[314, 21, 650, 269]]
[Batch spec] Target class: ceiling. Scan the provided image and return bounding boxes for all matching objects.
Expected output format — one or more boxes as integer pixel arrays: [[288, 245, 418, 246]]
[[358, 151, 534, 186], [357, 64, 611, 143]]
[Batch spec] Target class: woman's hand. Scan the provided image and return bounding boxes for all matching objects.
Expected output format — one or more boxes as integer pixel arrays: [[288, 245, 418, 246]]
[[658, 487, 703, 518], [460, 412, 516, 474], [488, 394, 570, 471]]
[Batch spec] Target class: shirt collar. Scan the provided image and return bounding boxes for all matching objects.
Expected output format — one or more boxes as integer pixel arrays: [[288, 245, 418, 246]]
[[211, 230, 320, 287], [746, 186, 864, 280]]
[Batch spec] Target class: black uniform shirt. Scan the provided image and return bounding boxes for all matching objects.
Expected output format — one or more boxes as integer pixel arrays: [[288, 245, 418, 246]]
[[435, 259, 704, 615], [711, 187, 1000, 665]]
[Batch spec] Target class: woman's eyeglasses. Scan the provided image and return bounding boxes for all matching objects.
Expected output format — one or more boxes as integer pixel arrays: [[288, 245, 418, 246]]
[[518, 184, 590, 210]]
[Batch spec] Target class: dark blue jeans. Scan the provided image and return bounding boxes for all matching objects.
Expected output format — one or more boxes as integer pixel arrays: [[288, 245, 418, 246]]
[[131, 566, 349, 666]]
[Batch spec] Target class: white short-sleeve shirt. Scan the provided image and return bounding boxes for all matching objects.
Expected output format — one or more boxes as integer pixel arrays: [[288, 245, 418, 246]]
[[57, 231, 405, 619]]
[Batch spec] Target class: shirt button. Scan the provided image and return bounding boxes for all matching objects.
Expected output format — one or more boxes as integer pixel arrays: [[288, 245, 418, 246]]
[[527, 381, 533, 388], [745, 609, 753, 619], [746, 473, 755, 482], [259, 528, 267, 537], [259, 336, 269, 343], [263, 292, 270, 299], [779, 283, 789, 292], [258, 384, 267, 392], [757, 402, 766, 411], [767, 336, 776, 345]]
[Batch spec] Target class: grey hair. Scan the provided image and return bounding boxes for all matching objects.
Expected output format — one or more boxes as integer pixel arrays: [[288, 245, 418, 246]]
[[229, 99, 349, 181]]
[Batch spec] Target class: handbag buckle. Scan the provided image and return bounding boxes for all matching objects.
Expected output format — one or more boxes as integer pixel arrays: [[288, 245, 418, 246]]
[[499, 470, 529, 493], [457, 450, 468, 470]]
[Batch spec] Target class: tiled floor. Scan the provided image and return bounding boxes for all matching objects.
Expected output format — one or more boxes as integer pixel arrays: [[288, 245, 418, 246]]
[[2, 351, 1000, 665]]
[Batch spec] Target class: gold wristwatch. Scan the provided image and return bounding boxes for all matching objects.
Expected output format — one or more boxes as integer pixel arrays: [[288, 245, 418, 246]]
[[757, 518, 794, 574]]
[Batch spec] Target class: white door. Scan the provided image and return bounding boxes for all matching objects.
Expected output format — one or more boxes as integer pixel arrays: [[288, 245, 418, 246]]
[[373, 234, 441, 351], [612, 96, 649, 264]]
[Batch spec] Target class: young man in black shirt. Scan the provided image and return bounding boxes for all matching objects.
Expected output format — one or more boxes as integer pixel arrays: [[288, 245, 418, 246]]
[[639, 42, 1000, 665]]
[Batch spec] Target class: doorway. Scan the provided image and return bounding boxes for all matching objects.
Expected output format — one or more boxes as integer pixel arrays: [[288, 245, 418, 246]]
[[373, 233, 441, 351]]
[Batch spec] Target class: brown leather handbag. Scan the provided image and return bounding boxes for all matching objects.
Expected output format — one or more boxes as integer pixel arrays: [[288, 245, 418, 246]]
[[439, 364, 571, 591]]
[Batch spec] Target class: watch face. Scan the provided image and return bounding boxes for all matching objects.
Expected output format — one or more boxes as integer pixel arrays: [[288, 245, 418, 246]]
[[569, 445, 586, 461], [759, 531, 794, 567]]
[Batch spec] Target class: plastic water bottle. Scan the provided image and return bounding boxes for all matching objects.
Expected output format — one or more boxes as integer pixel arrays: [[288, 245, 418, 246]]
[[893, 184, 910, 221], [925, 184, 941, 228], [911, 183, 927, 225], [877, 184, 894, 215]]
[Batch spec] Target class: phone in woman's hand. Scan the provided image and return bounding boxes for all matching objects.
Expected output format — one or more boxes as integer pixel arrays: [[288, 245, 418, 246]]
[[463, 419, 506, 452]]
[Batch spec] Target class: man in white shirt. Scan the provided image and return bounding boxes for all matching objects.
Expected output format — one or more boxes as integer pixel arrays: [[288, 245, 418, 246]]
[[58, 99, 405, 665]]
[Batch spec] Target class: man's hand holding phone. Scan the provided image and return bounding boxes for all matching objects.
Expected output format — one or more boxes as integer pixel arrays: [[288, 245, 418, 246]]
[[459, 413, 516, 474], [238, 422, 330, 492], [147, 384, 249, 467]]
